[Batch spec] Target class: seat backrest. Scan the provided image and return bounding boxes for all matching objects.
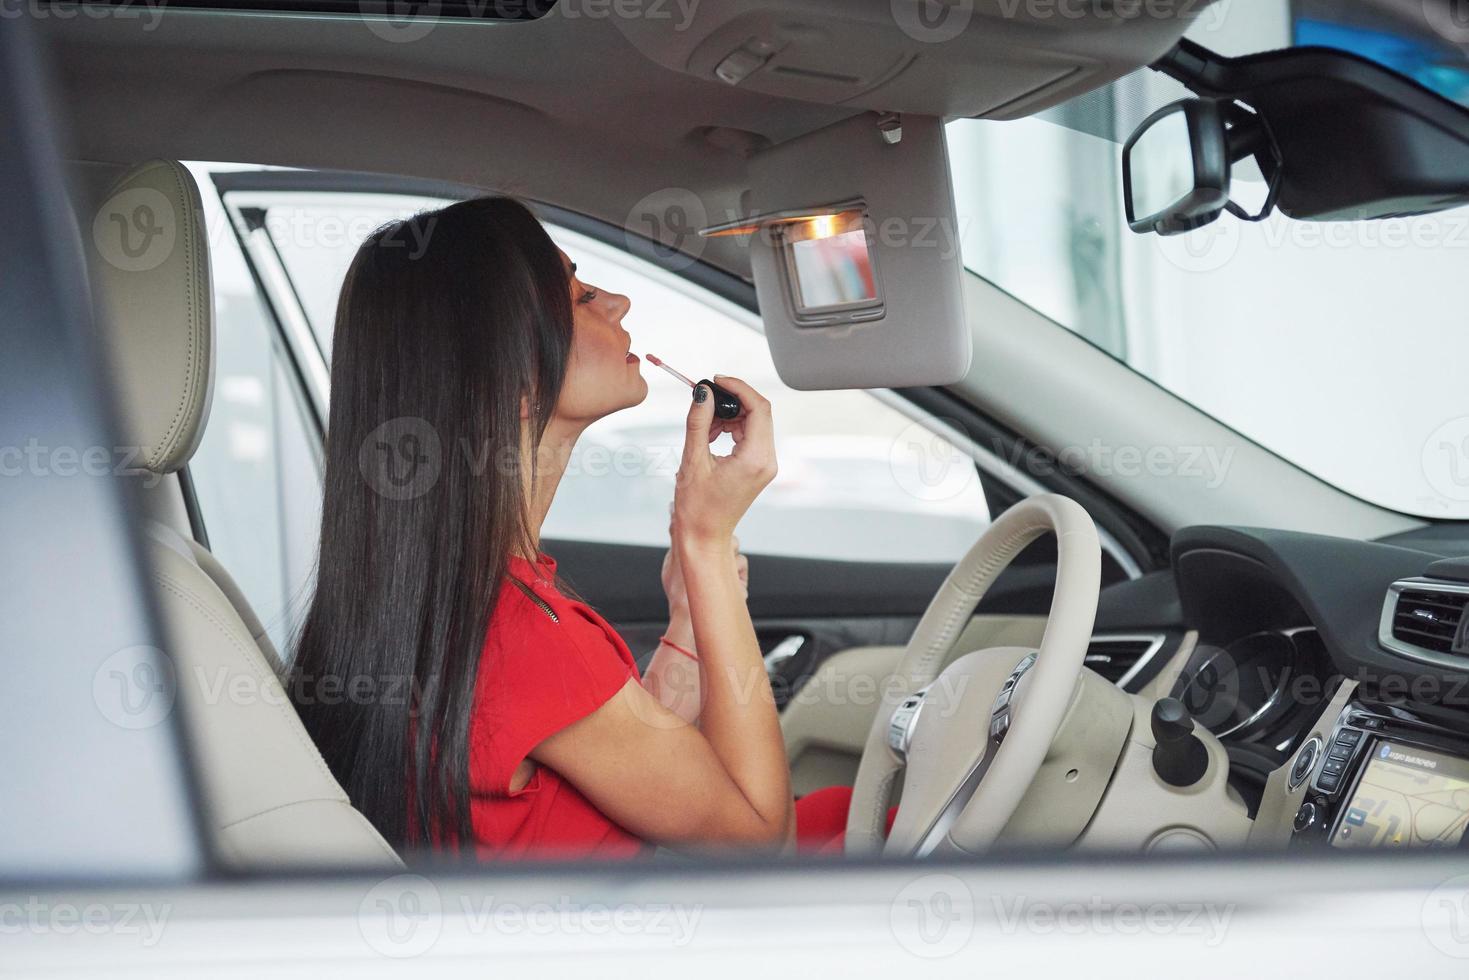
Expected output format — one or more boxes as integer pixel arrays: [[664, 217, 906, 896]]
[[90, 159, 400, 870]]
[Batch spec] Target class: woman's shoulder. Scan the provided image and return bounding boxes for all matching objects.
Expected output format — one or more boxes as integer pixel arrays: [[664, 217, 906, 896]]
[[474, 570, 637, 738], [482, 569, 632, 674]]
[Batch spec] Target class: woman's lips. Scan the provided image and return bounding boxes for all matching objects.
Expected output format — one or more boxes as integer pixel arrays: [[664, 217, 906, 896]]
[[626, 352, 640, 364]]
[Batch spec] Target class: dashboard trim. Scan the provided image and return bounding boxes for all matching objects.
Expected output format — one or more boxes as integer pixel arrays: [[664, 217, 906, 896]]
[[1093, 632, 1169, 690]]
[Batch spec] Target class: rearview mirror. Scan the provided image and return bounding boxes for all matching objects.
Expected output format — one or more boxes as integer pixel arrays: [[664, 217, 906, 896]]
[[1123, 99, 1231, 236]]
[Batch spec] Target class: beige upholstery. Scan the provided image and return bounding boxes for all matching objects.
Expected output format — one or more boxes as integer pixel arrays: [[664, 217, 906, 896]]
[[91, 160, 214, 474], [187, 538, 286, 677], [93, 160, 399, 870]]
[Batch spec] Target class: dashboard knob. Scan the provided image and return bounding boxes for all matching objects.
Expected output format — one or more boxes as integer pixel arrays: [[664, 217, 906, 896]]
[[1293, 802, 1319, 834], [1151, 697, 1210, 787]]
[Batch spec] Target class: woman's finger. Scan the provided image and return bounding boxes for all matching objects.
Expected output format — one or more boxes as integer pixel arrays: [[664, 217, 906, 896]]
[[707, 374, 768, 410], [679, 383, 716, 470], [713, 376, 772, 459]]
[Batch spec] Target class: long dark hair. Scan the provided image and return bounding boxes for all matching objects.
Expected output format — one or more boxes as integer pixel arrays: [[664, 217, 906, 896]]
[[290, 197, 573, 851]]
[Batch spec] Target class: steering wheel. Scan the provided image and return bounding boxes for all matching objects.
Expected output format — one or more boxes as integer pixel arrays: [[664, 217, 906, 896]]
[[845, 494, 1101, 856]]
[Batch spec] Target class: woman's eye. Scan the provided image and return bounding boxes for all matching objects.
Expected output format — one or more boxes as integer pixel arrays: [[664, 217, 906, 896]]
[[578, 289, 598, 305]]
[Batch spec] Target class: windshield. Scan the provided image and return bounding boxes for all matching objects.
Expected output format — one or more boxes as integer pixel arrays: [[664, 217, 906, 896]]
[[946, 0, 1469, 520]]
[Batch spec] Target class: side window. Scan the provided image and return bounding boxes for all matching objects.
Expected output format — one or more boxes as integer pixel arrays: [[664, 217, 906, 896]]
[[249, 192, 450, 359], [542, 227, 989, 564], [185, 165, 322, 656], [220, 181, 990, 567]]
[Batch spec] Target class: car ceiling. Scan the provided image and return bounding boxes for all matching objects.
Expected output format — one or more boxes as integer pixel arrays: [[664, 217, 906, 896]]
[[35, 0, 1209, 279]]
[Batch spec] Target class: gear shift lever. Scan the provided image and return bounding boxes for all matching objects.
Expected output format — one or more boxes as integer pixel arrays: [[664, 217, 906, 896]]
[[1151, 697, 1209, 787]]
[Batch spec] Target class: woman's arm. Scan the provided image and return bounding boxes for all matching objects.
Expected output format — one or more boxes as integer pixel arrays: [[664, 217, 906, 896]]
[[531, 377, 793, 851], [641, 536, 748, 726], [641, 625, 701, 725]]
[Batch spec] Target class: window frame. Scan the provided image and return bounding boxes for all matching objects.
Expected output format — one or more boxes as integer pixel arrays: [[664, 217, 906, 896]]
[[205, 167, 1150, 578]]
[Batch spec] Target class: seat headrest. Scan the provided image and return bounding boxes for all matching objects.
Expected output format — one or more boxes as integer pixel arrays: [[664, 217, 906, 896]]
[[90, 160, 213, 475]]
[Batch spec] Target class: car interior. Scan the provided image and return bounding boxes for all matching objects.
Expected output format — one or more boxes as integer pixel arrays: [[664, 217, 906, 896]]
[[29, 0, 1469, 875]]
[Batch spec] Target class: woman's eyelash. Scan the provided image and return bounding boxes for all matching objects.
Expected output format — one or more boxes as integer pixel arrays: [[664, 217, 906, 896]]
[[578, 288, 598, 304]]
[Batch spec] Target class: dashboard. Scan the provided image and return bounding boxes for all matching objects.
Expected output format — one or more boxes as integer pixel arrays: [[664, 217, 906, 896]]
[[1097, 524, 1469, 850]]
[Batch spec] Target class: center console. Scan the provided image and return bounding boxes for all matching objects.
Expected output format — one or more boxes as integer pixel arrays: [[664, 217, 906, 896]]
[[1289, 699, 1469, 850]]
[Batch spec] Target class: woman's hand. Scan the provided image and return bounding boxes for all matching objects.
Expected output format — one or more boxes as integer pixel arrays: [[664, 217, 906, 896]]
[[672, 375, 777, 555]]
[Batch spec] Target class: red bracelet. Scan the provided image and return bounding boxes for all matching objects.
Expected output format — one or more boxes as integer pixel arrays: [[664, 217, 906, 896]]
[[658, 636, 699, 662]]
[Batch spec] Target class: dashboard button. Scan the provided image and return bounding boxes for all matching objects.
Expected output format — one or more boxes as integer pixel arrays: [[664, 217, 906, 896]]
[[1290, 738, 1321, 788], [1317, 773, 1341, 792], [1293, 802, 1319, 833], [1322, 757, 1346, 775], [1337, 728, 1363, 744], [1327, 742, 1352, 761]]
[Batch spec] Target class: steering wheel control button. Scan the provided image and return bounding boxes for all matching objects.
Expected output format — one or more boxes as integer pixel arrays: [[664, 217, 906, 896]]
[[992, 689, 1012, 713], [1290, 737, 1322, 789], [1293, 802, 1320, 834], [887, 688, 928, 762], [989, 714, 1010, 741]]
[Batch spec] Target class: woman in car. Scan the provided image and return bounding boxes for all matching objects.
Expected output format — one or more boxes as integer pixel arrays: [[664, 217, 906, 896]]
[[289, 196, 830, 860]]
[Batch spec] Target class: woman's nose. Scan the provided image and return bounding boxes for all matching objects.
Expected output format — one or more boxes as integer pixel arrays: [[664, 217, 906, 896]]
[[608, 290, 631, 320]]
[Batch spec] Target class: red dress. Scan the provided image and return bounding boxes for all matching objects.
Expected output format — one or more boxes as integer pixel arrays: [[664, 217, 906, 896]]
[[467, 552, 648, 860], [465, 550, 880, 858]]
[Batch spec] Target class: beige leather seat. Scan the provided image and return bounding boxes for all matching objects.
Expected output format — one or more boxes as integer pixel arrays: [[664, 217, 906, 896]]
[[91, 159, 401, 870]]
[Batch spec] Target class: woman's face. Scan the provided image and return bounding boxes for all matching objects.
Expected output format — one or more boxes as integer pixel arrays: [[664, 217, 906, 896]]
[[551, 249, 648, 426]]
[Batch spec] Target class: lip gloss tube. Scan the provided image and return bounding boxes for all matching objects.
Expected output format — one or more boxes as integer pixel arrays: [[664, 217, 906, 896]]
[[645, 354, 742, 420]]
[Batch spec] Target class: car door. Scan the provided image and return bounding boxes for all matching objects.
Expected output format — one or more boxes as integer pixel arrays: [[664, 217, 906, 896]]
[[196, 167, 1143, 705]]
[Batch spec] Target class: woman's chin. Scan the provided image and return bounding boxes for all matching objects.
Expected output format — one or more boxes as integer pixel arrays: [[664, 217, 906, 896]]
[[627, 373, 650, 407]]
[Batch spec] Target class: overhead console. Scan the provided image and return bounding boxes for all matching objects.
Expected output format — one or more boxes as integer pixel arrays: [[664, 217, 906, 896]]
[[607, 0, 1211, 120]]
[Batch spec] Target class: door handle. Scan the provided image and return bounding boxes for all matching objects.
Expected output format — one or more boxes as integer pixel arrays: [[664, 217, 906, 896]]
[[762, 634, 807, 677]]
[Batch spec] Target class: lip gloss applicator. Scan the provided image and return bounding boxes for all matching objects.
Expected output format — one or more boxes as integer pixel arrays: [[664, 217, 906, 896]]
[[645, 354, 743, 420]]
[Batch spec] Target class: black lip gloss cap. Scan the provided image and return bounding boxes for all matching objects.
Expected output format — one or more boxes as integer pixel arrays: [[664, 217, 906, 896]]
[[698, 379, 742, 420]]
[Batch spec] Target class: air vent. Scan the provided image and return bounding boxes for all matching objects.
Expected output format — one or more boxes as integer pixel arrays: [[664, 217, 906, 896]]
[[1084, 634, 1166, 687], [1393, 590, 1465, 652], [1385, 583, 1469, 657]]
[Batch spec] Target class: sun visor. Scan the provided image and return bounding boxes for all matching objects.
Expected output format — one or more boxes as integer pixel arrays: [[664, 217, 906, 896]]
[[715, 113, 970, 391]]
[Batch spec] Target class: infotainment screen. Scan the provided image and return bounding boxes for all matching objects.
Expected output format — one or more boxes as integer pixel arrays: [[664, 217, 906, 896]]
[[1332, 740, 1469, 849]]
